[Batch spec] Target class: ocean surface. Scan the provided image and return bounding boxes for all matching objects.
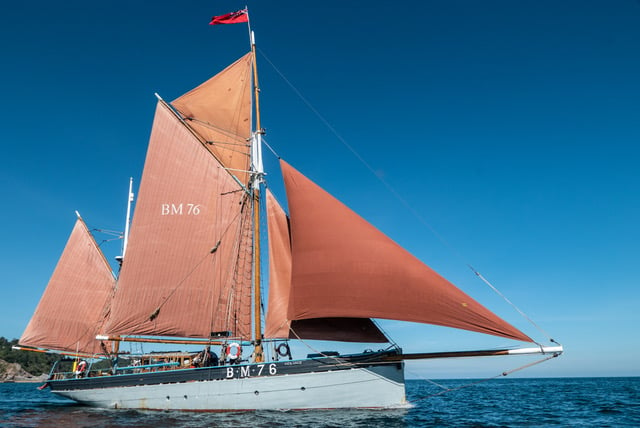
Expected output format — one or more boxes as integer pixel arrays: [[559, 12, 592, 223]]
[[1, 377, 638, 427]]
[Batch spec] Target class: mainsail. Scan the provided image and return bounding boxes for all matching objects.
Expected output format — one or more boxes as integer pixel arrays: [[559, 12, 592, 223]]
[[19, 217, 115, 355], [103, 96, 254, 340], [277, 160, 533, 343]]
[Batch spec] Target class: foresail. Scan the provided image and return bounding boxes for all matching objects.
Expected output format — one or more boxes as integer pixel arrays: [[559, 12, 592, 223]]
[[280, 160, 533, 343], [19, 218, 115, 355], [264, 189, 387, 343], [103, 101, 253, 340], [264, 189, 291, 339], [172, 53, 253, 186]]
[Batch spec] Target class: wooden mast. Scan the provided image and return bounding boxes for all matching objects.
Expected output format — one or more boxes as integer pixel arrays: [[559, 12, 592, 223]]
[[249, 22, 264, 362]]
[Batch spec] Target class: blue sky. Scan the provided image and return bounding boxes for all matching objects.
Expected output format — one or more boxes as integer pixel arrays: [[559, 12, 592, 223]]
[[1, 1, 638, 379]]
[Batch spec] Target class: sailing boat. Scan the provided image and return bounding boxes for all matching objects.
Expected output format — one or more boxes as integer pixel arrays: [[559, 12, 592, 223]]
[[16, 11, 562, 411]]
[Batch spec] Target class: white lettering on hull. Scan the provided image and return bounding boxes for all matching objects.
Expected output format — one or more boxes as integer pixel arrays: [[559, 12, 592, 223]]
[[225, 363, 278, 379]]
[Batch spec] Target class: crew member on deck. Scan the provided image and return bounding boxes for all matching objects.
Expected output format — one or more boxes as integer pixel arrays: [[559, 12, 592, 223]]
[[193, 346, 219, 367]]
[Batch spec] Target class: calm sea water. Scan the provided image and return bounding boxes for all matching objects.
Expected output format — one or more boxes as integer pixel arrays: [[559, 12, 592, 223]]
[[1, 377, 638, 427]]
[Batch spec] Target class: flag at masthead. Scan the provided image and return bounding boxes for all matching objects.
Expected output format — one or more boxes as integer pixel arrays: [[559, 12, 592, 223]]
[[209, 9, 249, 25]]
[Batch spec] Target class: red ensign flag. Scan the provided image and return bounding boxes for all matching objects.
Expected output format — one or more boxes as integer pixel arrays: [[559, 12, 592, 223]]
[[209, 9, 249, 25]]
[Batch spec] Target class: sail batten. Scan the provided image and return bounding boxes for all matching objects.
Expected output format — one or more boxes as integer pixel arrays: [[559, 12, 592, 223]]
[[19, 218, 115, 355], [279, 160, 533, 343]]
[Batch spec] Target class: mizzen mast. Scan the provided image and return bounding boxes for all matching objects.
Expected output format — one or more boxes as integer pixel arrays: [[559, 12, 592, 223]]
[[122, 177, 134, 259], [116, 177, 134, 267]]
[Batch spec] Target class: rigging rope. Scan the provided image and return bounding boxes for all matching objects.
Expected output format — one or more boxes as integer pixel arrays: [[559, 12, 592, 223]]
[[90, 228, 123, 248], [257, 47, 556, 344], [468, 266, 557, 344], [287, 327, 404, 388], [407, 352, 560, 404], [261, 136, 280, 159]]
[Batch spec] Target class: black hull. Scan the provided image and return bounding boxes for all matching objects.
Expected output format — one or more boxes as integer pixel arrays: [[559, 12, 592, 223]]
[[49, 350, 404, 392]]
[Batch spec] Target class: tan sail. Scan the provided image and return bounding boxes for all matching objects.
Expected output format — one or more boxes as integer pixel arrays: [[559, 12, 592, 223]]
[[172, 53, 253, 185], [265, 189, 387, 342], [280, 160, 533, 343], [19, 217, 115, 355], [264, 189, 292, 339], [103, 101, 253, 340]]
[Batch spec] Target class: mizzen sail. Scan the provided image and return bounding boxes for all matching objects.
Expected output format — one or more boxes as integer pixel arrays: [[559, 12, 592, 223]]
[[19, 217, 115, 354], [280, 160, 533, 343]]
